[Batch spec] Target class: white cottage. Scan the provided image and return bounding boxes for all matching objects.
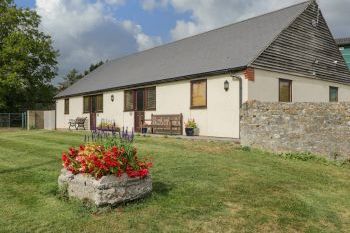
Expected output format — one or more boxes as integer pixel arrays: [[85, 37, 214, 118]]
[[55, 1, 350, 138]]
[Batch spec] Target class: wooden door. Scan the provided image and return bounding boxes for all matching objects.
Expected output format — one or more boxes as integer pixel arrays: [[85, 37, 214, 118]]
[[90, 112, 96, 130], [134, 89, 145, 132], [134, 111, 145, 133]]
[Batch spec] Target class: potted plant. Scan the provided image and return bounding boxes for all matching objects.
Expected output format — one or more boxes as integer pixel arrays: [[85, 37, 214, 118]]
[[185, 119, 197, 136]]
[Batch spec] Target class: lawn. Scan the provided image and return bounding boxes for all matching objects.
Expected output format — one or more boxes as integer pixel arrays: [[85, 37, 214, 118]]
[[1, 130, 350, 233]]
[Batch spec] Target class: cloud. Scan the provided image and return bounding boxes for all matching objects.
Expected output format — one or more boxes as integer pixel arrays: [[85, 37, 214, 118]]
[[122, 20, 163, 51], [157, 0, 350, 40], [35, 0, 162, 81]]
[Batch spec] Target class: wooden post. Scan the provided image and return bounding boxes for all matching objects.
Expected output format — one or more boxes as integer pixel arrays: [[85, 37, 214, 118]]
[[180, 113, 183, 135], [21, 112, 24, 129]]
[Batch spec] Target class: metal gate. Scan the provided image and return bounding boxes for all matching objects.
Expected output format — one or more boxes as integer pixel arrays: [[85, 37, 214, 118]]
[[0, 113, 27, 128]]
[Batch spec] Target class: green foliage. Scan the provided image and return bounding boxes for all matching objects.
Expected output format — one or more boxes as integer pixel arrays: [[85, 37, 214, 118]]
[[240, 146, 251, 152], [185, 119, 197, 128], [58, 69, 83, 91], [278, 152, 320, 161], [0, 0, 58, 112], [58, 61, 104, 91], [102, 136, 136, 161]]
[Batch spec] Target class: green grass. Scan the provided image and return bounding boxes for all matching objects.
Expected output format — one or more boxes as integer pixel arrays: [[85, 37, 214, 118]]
[[1, 130, 350, 232]]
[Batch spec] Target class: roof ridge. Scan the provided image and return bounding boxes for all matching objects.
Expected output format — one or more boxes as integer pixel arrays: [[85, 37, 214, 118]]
[[106, 0, 311, 65]]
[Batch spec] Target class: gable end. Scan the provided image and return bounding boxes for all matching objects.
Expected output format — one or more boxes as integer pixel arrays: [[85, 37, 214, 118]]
[[251, 1, 350, 85]]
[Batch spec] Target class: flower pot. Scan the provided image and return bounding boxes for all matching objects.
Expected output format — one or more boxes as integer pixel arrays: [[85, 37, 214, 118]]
[[141, 127, 148, 134], [185, 127, 194, 136], [193, 128, 199, 136]]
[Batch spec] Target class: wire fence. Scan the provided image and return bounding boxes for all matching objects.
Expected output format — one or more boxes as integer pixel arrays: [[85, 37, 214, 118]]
[[0, 113, 27, 128]]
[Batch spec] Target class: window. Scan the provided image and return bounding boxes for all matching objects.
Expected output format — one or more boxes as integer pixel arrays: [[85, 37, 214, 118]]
[[64, 99, 69, 115], [96, 95, 103, 112], [124, 87, 156, 111], [191, 79, 207, 108], [124, 90, 134, 111], [83, 96, 90, 113], [83, 94, 103, 113], [329, 86, 338, 102], [279, 79, 292, 102], [145, 87, 156, 110]]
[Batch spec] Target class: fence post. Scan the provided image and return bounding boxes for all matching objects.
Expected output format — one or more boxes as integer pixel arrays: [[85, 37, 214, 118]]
[[8, 113, 10, 128], [21, 112, 24, 129], [25, 112, 27, 129]]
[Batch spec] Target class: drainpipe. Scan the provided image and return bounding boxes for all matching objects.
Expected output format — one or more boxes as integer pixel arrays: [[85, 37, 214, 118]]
[[231, 74, 242, 108], [231, 74, 243, 139]]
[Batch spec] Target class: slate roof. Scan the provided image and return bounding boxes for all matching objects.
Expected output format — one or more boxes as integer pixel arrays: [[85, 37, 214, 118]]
[[56, 1, 310, 98], [335, 37, 350, 46]]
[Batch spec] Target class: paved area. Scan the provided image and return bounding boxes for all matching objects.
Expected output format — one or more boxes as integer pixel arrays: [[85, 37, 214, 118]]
[[138, 133, 241, 143]]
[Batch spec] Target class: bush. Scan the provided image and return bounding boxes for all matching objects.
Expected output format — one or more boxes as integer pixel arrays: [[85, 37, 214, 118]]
[[241, 146, 251, 152], [278, 152, 327, 162]]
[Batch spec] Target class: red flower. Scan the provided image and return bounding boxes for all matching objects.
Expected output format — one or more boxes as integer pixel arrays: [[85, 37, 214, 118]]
[[60, 144, 152, 179]]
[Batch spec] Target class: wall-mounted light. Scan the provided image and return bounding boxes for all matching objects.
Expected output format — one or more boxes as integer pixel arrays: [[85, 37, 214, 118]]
[[111, 94, 114, 102], [224, 80, 229, 91]]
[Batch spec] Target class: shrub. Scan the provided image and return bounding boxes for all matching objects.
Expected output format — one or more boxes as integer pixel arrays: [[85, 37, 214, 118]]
[[278, 152, 327, 162], [61, 144, 152, 179], [240, 146, 251, 152]]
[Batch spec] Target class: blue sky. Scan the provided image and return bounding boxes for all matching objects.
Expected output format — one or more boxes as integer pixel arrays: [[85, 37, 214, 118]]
[[15, 0, 191, 43], [13, 0, 350, 83]]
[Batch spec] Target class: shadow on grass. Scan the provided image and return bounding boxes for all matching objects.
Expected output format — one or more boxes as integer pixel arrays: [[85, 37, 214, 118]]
[[0, 160, 57, 174], [152, 181, 173, 196]]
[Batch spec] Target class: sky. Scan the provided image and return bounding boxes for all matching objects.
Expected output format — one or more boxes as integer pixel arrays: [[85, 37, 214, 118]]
[[14, 0, 350, 84]]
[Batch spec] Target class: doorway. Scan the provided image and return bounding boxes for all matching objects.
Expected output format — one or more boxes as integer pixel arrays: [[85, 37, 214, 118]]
[[134, 89, 145, 132], [84, 94, 103, 130]]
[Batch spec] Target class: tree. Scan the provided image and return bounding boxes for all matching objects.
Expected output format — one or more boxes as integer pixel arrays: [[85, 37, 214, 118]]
[[0, 0, 58, 112], [85, 60, 104, 76], [59, 61, 104, 91], [58, 69, 83, 91]]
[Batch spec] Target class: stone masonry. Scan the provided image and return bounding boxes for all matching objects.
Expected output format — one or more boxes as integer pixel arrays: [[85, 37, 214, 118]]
[[240, 101, 350, 160], [58, 169, 152, 207]]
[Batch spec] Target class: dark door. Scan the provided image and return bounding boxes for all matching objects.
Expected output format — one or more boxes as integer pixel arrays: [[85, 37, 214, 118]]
[[90, 96, 97, 130], [134, 111, 145, 133], [134, 89, 145, 132], [90, 112, 96, 130]]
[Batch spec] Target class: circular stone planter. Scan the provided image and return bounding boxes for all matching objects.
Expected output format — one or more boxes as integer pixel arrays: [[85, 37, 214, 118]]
[[58, 169, 152, 207]]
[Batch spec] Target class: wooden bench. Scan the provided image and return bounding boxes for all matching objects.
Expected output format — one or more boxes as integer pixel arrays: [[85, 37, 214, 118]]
[[69, 117, 87, 130], [145, 114, 183, 135]]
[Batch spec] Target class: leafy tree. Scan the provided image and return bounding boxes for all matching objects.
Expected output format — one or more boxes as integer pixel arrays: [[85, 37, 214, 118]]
[[59, 61, 104, 91], [58, 69, 83, 91], [85, 60, 104, 76], [0, 0, 58, 112]]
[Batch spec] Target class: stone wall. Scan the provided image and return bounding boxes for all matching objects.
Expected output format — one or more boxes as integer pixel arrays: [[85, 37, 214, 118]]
[[240, 101, 350, 160]]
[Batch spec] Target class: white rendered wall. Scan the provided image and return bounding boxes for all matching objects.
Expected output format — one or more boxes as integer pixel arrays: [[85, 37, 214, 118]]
[[56, 73, 241, 138], [248, 69, 350, 102]]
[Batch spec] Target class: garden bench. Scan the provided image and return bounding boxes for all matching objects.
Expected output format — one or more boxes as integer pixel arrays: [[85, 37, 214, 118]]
[[145, 114, 183, 135], [69, 117, 87, 130]]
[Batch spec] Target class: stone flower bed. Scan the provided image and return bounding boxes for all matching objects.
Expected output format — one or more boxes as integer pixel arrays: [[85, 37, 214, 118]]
[[58, 132, 153, 206], [58, 169, 152, 207]]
